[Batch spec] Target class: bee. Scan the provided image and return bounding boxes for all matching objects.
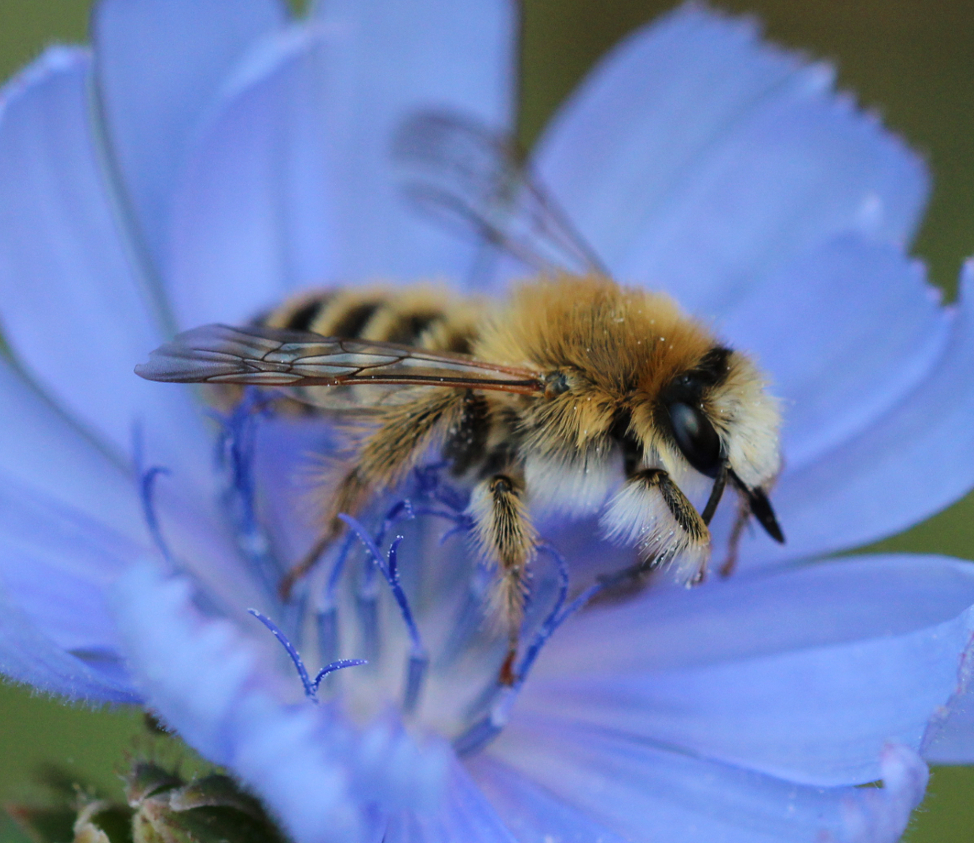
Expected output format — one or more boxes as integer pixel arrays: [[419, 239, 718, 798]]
[[136, 112, 784, 682]]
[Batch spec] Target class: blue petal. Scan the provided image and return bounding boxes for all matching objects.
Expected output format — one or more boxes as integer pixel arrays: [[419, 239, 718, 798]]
[[168, 0, 516, 330], [167, 26, 341, 328], [0, 471, 140, 700], [519, 555, 974, 786], [923, 671, 974, 763], [0, 575, 138, 702], [111, 562, 450, 843], [0, 354, 137, 529], [0, 353, 251, 695], [531, 5, 926, 313], [384, 759, 515, 843], [725, 262, 974, 567], [838, 744, 929, 843], [0, 48, 211, 483], [0, 479, 141, 657], [486, 721, 925, 843], [310, 0, 516, 283], [92, 0, 287, 266], [718, 235, 948, 471], [467, 755, 629, 843]]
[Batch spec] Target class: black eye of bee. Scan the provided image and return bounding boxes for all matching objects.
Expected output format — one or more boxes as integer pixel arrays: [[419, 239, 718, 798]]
[[667, 401, 722, 477]]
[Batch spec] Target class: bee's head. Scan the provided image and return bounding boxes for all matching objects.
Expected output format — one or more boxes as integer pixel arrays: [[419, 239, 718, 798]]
[[630, 343, 782, 539], [656, 346, 779, 479]]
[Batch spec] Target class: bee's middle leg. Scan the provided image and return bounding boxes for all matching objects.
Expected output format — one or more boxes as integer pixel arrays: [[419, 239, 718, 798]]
[[469, 468, 537, 685]]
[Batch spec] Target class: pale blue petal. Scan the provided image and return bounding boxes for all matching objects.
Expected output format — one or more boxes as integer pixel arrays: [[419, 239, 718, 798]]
[[535, 554, 974, 676], [0, 352, 249, 690], [720, 262, 974, 567], [532, 4, 927, 313], [311, 0, 515, 283], [719, 236, 949, 471], [167, 26, 340, 328], [168, 0, 516, 330], [519, 555, 974, 786], [487, 720, 925, 843], [0, 48, 211, 484], [0, 477, 142, 656], [837, 744, 929, 843], [467, 755, 629, 843], [0, 354, 137, 531], [0, 479, 140, 700], [384, 759, 516, 843], [92, 0, 287, 265], [0, 576, 138, 702], [111, 563, 449, 843], [922, 697, 974, 764]]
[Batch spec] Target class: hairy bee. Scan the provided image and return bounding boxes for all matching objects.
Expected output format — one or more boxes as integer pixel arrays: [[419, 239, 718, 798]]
[[136, 112, 784, 681]]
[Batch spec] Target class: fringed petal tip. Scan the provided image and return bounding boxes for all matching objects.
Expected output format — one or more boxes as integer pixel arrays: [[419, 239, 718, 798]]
[[836, 744, 928, 843], [109, 561, 450, 843], [532, 2, 927, 307]]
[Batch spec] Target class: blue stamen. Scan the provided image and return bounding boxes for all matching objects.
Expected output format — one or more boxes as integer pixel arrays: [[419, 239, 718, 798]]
[[513, 543, 571, 685], [316, 605, 339, 667], [324, 532, 357, 606], [248, 608, 365, 702], [140, 466, 173, 565], [341, 519, 425, 653], [214, 390, 282, 597], [361, 497, 417, 590], [453, 542, 611, 755], [375, 499, 417, 547], [356, 580, 381, 663], [402, 652, 429, 715], [453, 688, 518, 757], [439, 562, 492, 667], [340, 516, 430, 711]]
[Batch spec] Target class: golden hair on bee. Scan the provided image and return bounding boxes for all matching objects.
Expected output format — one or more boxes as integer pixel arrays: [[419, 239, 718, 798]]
[[136, 111, 785, 686], [137, 272, 784, 682]]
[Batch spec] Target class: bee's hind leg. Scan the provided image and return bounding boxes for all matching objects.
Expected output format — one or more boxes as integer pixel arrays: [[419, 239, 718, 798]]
[[469, 469, 538, 686], [280, 390, 468, 599]]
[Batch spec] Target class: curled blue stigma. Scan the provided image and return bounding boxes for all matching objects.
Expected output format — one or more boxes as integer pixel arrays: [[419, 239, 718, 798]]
[[248, 608, 366, 702]]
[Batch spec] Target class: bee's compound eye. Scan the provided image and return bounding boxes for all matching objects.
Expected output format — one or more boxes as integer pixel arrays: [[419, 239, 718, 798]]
[[667, 402, 721, 477]]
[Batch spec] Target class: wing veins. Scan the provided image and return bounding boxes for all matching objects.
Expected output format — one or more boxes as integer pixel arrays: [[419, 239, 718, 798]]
[[136, 324, 546, 398]]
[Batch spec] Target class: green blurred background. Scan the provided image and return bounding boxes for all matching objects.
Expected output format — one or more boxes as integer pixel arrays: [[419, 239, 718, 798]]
[[0, 0, 972, 840]]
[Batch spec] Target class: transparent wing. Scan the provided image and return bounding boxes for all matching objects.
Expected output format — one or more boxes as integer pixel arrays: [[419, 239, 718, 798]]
[[392, 110, 607, 277], [135, 325, 545, 402]]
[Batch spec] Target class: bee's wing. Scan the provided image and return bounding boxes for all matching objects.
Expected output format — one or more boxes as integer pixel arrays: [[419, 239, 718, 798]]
[[135, 324, 545, 403], [392, 110, 607, 277]]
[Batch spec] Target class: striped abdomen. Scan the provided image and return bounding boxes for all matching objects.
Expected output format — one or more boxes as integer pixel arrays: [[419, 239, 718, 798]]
[[261, 285, 481, 354]]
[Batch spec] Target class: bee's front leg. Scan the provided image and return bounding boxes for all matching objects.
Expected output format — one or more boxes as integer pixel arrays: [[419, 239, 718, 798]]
[[600, 467, 711, 588], [469, 468, 538, 686]]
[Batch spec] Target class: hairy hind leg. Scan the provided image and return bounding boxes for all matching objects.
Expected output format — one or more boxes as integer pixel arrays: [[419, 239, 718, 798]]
[[469, 469, 537, 685], [280, 389, 467, 598]]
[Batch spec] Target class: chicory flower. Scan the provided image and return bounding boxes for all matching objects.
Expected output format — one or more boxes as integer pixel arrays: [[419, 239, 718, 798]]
[[1, 2, 974, 841]]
